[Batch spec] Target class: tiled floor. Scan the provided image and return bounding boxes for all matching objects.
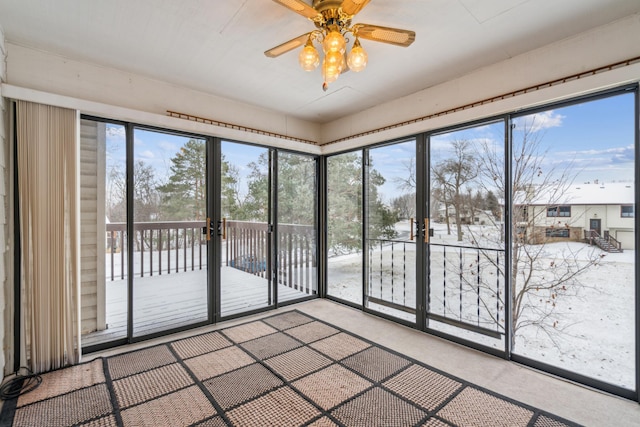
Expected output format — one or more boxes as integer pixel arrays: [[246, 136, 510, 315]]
[[84, 299, 640, 427], [3, 310, 586, 426]]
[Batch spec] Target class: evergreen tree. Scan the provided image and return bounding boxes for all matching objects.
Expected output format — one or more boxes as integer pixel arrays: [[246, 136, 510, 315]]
[[158, 139, 241, 221], [221, 160, 242, 220], [367, 166, 398, 241], [327, 152, 397, 254], [277, 152, 316, 225], [241, 153, 270, 221], [327, 153, 363, 254], [157, 139, 206, 220], [240, 151, 316, 224]]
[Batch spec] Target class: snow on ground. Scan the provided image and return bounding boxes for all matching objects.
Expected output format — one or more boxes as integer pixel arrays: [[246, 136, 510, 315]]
[[326, 220, 636, 390]]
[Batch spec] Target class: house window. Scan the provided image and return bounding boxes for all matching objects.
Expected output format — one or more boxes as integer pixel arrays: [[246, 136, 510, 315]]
[[545, 228, 570, 238], [621, 205, 634, 218], [547, 206, 570, 217]]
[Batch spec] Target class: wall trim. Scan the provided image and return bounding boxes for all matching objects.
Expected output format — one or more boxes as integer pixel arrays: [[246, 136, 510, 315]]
[[2, 54, 640, 156], [323, 56, 640, 147], [0, 84, 323, 155], [166, 110, 318, 146]]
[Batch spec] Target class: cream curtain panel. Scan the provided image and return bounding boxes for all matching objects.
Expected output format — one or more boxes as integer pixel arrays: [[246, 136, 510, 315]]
[[16, 100, 80, 373]]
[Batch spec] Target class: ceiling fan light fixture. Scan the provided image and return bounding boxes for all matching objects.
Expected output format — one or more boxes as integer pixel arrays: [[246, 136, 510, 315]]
[[267, 0, 415, 89], [299, 38, 320, 71], [323, 30, 346, 53], [347, 38, 367, 72]]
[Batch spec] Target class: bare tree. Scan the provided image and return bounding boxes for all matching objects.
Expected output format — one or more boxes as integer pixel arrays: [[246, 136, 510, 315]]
[[394, 157, 417, 192], [431, 140, 478, 241], [467, 117, 603, 349], [391, 158, 417, 220], [391, 193, 416, 219], [107, 160, 160, 223]]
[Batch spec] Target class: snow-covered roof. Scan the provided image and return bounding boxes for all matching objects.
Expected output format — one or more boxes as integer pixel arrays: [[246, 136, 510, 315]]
[[516, 182, 634, 205]]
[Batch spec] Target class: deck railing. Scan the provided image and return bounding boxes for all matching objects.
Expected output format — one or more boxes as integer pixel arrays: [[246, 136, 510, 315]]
[[106, 220, 316, 295], [365, 238, 505, 337], [277, 223, 317, 295], [367, 238, 417, 314], [428, 243, 505, 338], [226, 221, 316, 295], [106, 221, 207, 281]]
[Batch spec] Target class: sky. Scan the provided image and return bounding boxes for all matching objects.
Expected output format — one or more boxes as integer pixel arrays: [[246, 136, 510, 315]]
[[104, 90, 636, 205], [518, 93, 636, 184]]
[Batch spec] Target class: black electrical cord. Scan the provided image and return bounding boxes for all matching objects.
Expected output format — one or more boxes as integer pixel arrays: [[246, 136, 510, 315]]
[[0, 367, 42, 400]]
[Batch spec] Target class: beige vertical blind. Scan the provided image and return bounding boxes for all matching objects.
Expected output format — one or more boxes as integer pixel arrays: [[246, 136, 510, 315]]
[[16, 100, 80, 373]]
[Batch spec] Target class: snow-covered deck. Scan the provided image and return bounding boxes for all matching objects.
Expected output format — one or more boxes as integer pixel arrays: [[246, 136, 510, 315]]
[[82, 266, 311, 348]]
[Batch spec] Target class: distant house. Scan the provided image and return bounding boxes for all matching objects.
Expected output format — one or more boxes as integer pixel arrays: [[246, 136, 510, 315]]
[[515, 181, 634, 250], [436, 206, 498, 226]]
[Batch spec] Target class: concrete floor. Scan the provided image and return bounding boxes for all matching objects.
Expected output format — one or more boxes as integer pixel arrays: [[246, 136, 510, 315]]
[[90, 299, 640, 427]]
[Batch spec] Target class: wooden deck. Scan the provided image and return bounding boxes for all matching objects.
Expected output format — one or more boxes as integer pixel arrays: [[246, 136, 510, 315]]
[[82, 266, 312, 348]]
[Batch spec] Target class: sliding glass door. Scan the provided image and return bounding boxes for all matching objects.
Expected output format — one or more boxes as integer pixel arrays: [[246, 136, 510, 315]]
[[132, 128, 209, 337], [365, 140, 417, 323], [276, 152, 318, 303], [82, 128, 321, 347], [219, 141, 273, 317], [81, 120, 211, 348], [80, 86, 636, 399], [326, 151, 364, 305], [426, 121, 506, 351]]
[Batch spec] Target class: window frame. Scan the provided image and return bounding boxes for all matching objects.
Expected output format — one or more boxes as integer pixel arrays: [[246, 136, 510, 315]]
[[621, 205, 634, 218], [547, 205, 571, 217], [545, 228, 570, 238]]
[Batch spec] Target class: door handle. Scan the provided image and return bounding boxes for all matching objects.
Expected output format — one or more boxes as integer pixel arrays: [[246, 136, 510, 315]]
[[218, 217, 227, 240], [202, 218, 212, 241], [424, 218, 429, 243], [410, 217, 415, 241]]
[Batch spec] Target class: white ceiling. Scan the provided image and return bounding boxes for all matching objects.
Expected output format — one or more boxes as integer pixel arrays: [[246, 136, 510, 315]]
[[1, 0, 639, 124]]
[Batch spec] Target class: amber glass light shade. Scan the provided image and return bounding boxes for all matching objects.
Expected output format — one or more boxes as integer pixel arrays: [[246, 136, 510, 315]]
[[323, 30, 346, 53], [347, 38, 368, 72], [325, 50, 344, 69], [322, 58, 340, 83], [299, 40, 320, 71]]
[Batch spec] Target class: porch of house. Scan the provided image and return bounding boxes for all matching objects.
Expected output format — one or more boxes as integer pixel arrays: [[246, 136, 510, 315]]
[[81, 266, 313, 348]]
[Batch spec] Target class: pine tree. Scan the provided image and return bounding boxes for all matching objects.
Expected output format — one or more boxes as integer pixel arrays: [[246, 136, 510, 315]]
[[157, 139, 206, 220]]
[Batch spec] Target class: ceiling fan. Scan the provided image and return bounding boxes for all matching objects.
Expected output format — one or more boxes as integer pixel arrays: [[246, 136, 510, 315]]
[[265, 0, 416, 90]]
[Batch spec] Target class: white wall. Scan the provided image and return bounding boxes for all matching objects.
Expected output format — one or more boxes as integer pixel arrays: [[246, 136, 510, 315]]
[[0, 24, 7, 380], [3, 15, 640, 154], [4, 43, 322, 149]]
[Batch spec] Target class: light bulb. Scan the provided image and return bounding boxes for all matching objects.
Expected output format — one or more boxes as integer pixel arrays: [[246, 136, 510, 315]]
[[347, 39, 368, 72], [323, 30, 346, 53], [298, 41, 319, 71], [324, 50, 343, 69], [322, 58, 340, 84]]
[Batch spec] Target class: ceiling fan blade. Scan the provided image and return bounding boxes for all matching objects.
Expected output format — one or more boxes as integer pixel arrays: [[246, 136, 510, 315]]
[[354, 24, 416, 47], [264, 32, 312, 58], [271, 0, 321, 20], [340, 0, 371, 16]]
